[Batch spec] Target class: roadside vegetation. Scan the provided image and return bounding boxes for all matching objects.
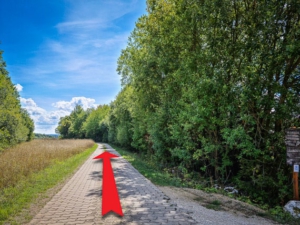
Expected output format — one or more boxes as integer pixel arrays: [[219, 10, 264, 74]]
[[111, 144, 183, 187], [0, 51, 34, 152], [56, 0, 300, 211], [112, 144, 300, 225], [0, 139, 96, 224]]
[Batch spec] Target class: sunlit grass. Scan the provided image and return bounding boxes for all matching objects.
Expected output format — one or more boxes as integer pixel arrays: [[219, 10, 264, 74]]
[[0, 139, 94, 189], [110, 144, 182, 187], [0, 139, 97, 224]]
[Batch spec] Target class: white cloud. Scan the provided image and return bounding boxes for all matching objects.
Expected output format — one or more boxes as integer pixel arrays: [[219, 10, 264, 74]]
[[20, 97, 68, 125], [52, 97, 97, 111], [56, 19, 106, 33], [20, 98, 38, 107], [21, 96, 97, 134], [15, 84, 23, 92], [34, 125, 60, 135], [56, 0, 138, 33]]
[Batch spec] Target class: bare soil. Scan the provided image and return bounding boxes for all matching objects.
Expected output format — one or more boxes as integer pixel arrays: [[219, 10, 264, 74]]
[[158, 186, 278, 224]]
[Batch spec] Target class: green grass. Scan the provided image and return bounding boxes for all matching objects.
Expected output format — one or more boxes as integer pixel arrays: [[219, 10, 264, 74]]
[[111, 144, 183, 187], [0, 143, 98, 224], [205, 200, 222, 211]]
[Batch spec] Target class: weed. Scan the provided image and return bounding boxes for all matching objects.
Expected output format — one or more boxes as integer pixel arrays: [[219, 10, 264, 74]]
[[211, 200, 222, 205], [193, 197, 204, 202], [205, 200, 222, 211], [257, 212, 267, 217], [110, 144, 183, 187]]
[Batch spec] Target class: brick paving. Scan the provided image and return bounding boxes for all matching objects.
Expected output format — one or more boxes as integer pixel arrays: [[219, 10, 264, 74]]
[[29, 144, 198, 225]]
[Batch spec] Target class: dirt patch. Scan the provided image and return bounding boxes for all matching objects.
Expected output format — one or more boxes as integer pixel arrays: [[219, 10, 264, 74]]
[[158, 186, 276, 224], [183, 187, 266, 216]]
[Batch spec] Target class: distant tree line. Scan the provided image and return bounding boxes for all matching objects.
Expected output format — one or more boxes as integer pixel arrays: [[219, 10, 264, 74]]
[[34, 133, 58, 139], [57, 0, 300, 206], [0, 50, 34, 151], [56, 105, 110, 142]]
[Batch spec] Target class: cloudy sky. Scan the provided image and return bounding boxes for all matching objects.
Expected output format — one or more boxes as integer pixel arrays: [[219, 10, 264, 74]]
[[0, 0, 146, 134]]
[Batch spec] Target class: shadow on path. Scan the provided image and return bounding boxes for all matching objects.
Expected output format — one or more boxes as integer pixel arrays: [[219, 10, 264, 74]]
[[89, 143, 197, 224]]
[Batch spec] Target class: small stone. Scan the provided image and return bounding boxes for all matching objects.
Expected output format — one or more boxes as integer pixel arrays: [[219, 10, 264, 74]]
[[284, 200, 300, 218]]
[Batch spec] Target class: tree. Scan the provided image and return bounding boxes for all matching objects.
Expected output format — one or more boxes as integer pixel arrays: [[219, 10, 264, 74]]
[[56, 115, 72, 138], [115, 0, 300, 205], [20, 108, 35, 141], [56, 105, 90, 139], [84, 105, 110, 142], [0, 50, 34, 151], [68, 105, 88, 138], [108, 86, 134, 147]]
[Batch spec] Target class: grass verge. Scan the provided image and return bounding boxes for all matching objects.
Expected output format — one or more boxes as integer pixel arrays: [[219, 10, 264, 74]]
[[110, 144, 183, 187], [0, 143, 98, 224], [0, 139, 95, 190]]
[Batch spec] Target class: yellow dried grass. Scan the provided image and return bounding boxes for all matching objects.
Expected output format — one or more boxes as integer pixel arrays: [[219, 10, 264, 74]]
[[0, 139, 94, 190]]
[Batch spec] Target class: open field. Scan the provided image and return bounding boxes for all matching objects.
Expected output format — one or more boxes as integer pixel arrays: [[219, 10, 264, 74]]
[[0, 139, 94, 189], [0, 139, 96, 224]]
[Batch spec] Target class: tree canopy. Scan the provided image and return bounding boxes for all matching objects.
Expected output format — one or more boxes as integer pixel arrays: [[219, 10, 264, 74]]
[[56, 104, 110, 142], [56, 0, 300, 206], [115, 0, 300, 206], [0, 50, 34, 151]]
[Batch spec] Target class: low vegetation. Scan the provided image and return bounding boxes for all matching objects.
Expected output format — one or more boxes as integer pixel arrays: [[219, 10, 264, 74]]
[[0, 139, 94, 190], [111, 144, 183, 187], [0, 139, 96, 224], [205, 200, 223, 211], [114, 144, 300, 224]]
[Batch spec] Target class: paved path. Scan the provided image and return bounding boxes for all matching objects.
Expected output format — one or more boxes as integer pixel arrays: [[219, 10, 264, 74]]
[[29, 144, 197, 225]]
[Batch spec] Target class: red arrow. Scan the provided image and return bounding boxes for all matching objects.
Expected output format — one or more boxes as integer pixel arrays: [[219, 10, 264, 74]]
[[93, 151, 124, 216]]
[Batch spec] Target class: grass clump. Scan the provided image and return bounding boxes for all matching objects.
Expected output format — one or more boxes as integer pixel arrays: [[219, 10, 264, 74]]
[[110, 144, 182, 187], [205, 200, 222, 211], [0, 139, 96, 224]]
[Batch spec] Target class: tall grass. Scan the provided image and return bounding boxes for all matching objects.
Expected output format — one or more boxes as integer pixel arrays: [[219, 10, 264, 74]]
[[0, 139, 96, 224], [0, 139, 94, 190]]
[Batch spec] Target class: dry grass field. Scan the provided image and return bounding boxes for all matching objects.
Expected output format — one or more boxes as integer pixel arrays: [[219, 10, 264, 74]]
[[0, 139, 94, 190]]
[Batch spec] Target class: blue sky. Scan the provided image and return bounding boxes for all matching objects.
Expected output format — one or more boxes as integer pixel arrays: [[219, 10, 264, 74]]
[[0, 0, 146, 134]]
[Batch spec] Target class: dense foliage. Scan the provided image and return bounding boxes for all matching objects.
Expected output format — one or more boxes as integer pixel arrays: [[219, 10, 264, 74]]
[[0, 50, 34, 151], [56, 0, 300, 207], [114, 0, 300, 206], [56, 105, 110, 142]]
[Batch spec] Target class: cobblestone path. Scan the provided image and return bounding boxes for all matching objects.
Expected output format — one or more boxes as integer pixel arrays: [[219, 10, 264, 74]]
[[29, 144, 197, 225]]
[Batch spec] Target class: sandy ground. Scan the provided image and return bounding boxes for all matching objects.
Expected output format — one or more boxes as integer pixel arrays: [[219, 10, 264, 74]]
[[158, 186, 279, 225]]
